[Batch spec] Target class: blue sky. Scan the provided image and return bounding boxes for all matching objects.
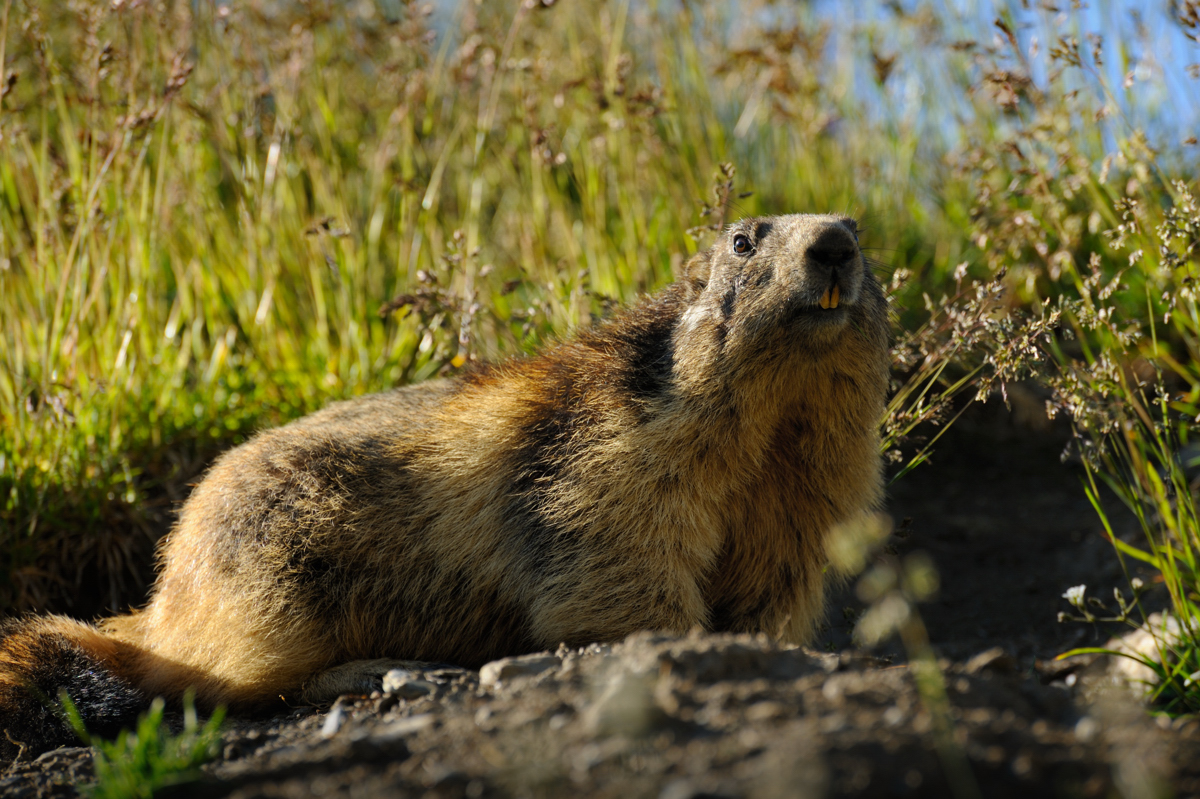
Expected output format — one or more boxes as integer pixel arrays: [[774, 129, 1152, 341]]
[[425, 0, 1199, 155]]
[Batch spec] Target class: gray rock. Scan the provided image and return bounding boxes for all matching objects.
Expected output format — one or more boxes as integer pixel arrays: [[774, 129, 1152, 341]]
[[585, 668, 667, 738], [320, 704, 346, 738], [478, 653, 561, 688], [382, 669, 436, 699]]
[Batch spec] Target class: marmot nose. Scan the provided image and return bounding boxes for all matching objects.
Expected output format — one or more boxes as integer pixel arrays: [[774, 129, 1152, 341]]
[[806, 225, 859, 268]]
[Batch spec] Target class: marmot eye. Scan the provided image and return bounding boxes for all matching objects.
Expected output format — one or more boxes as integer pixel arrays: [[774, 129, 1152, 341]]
[[732, 234, 753, 255]]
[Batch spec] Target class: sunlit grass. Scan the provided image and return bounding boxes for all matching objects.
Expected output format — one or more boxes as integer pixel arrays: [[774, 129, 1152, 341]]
[[954, 8, 1200, 711], [61, 690, 224, 799]]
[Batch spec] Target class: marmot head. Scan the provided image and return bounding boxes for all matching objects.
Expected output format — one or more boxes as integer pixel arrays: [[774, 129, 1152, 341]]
[[674, 214, 888, 376]]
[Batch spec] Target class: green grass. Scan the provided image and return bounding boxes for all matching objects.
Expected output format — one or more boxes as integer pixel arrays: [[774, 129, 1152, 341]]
[[952, 10, 1200, 711], [1, 0, 1198, 713], [1052, 182, 1200, 713], [61, 690, 225, 798]]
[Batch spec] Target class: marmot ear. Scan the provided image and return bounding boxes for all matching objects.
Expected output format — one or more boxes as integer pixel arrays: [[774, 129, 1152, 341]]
[[680, 250, 712, 295]]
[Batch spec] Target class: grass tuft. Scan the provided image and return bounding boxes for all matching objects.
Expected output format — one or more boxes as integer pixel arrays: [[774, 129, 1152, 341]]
[[60, 689, 225, 799]]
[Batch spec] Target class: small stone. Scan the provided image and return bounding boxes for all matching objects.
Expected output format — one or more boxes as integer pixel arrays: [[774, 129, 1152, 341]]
[[381, 668, 416, 689], [585, 669, 667, 738], [745, 701, 783, 722], [321, 704, 345, 738], [1103, 612, 1193, 695], [822, 674, 848, 702], [382, 669, 436, 699], [478, 653, 561, 688]]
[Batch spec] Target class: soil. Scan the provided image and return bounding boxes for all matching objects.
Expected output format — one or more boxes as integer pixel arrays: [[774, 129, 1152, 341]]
[[4, 399, 1200, 799]]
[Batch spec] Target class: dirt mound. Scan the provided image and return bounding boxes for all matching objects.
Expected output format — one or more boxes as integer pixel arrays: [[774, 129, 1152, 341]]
[[5, 632, 1199, 798], [156, 634, 1198, 798]]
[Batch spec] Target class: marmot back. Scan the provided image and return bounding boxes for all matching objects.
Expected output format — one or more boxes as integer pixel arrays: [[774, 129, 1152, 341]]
[[0, 214, 890, 761]]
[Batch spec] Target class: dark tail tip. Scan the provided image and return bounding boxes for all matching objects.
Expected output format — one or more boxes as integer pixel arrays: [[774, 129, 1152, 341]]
[[0, 617, 147, 763]]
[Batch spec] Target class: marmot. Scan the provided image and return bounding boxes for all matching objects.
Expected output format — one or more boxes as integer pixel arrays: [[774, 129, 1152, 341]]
[[0, 214, 889, 760]]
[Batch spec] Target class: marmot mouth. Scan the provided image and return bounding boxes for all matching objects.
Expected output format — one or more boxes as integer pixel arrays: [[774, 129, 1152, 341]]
[[788, 300, 848, 323], [785, 281, 851, 321]]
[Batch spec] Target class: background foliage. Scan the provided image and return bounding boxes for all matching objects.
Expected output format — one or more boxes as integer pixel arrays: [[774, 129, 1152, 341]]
[[0, 0, 1198, 707]]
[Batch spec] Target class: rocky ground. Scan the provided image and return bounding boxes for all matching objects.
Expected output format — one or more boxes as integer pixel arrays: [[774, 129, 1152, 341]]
[[4, 400, 1200, 798]]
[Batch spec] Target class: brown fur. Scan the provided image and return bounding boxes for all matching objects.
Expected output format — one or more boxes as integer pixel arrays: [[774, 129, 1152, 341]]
[[0, 214, 889, 758]]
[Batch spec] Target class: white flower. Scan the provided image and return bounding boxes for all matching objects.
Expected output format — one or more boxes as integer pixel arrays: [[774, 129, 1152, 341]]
[[1063, 585, 1087, 608]]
